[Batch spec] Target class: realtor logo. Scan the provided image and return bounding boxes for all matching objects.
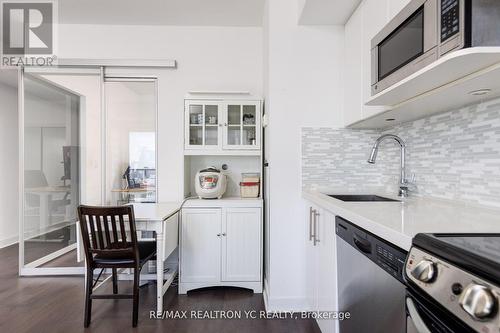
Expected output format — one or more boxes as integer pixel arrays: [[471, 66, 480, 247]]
[[1, 1, 57, 67]]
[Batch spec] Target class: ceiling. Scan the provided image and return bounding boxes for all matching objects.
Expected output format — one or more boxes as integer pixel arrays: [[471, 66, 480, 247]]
[[58, 0, 266, 26], [298, 0, 362, 25]]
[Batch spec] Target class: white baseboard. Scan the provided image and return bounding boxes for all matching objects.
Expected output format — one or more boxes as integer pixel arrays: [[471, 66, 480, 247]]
[[0, 235, 18, 249], [262, 278, 309, 313]]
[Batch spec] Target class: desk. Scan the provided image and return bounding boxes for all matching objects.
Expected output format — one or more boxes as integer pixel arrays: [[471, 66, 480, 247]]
[[77, 202, 181, 313], [25, 186, 71, 230], [134, 203, 180, 312], [111, 188, 156, 204]]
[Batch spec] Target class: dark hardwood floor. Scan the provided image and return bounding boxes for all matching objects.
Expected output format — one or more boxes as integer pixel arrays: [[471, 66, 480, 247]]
[[0, 244, 320, 333]]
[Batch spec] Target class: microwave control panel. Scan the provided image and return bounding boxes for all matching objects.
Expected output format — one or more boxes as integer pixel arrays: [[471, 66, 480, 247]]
[[441, 0, 460, 42]]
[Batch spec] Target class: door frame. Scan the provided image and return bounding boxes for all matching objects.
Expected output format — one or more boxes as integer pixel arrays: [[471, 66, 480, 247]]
[[103, 75, 159, 205], [18, 67, 94, 276]]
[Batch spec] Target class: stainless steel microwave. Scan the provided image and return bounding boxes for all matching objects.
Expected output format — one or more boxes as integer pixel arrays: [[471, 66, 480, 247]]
[[371, 0, 500, 96]]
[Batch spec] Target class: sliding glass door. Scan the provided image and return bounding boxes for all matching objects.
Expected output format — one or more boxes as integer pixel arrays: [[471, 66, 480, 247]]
[[18, 69, 158, 276], [104, 79, 157, 205], [19, 69, 101, 275]]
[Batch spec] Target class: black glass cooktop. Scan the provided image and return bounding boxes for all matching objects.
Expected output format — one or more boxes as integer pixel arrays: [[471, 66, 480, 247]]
[[439, 236, 500, 265], [413, 234, 500, 285]]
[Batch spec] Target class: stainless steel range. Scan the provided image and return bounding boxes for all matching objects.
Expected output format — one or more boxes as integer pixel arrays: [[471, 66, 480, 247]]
[[406, 234, 500, 333]]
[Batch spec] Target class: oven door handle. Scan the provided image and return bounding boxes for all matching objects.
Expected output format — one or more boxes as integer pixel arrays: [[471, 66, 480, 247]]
[[406, 298, 432, 333]]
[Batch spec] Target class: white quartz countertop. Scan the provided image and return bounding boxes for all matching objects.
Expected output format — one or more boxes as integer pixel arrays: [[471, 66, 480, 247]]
[[303, 189, 500, 251]]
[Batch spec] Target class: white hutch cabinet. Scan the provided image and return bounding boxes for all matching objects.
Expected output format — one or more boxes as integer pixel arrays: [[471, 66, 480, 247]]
[[184, 99, 262, 153], [179, 202, 263, 294]]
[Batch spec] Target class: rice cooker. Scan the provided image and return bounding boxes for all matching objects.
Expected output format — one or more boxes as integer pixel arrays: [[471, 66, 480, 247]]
[[195, 167, 227, 199]]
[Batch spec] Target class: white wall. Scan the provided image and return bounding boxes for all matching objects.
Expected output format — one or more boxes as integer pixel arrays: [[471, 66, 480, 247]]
[[264, 0, 344, 311], [58, 24, 263, 202], [0, 72, 19, 248]]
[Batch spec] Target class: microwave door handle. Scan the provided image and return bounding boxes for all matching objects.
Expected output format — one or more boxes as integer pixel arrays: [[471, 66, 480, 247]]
[[406, 298, 432, 333]]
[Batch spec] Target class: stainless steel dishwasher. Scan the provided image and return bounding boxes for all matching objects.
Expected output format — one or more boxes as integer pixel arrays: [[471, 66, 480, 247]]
[[336, 216, 407, 333]]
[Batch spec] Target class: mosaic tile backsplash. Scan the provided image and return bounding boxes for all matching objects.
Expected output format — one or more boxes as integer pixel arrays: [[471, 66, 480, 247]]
[[302, 97, 500, 208]]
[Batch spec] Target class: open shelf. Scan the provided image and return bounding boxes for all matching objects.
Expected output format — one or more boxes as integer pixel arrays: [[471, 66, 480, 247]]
[[350, 47, 500, 129]]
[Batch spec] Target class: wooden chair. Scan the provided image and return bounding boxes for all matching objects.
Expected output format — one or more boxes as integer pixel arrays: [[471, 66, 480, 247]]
[[77, 205, 156, 327]]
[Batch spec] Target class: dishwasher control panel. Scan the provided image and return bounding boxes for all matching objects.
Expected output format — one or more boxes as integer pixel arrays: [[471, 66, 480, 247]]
[[336, 216, 407, 284]]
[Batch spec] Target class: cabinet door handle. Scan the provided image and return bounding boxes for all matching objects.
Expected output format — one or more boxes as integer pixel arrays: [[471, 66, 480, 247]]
[[217, 233, 221, 237], [309, 207, 314, 241], [313, 211, 320, 246], [222, 233, 226, 236]]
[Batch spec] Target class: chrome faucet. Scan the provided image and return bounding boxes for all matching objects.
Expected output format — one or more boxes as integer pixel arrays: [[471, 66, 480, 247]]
[[367, 134, 413, 197]]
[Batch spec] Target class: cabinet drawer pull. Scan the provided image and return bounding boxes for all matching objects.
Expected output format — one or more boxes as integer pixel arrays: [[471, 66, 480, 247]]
[[313, 211, 320, 246], [309, 207, 314, 241]]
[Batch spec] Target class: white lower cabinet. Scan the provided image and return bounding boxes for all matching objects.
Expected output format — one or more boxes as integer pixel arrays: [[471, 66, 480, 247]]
[[180, 209, 221, 283], [179, 207, 262, 294], [306, 203, 338, 333]]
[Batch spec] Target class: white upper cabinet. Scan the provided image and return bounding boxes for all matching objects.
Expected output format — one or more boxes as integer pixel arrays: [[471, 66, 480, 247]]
[[361, 0, 389, 119], [343, 7, 363, 126], [223, 101, 261, 151], [343, 0, 411, 126], [185, 101, 223, 150], [185, 99, 262, 154]]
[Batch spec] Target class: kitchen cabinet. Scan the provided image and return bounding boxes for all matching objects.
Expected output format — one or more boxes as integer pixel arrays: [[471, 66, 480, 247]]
[[306, 203, 338, 333], [343, 0, 411, 126], [361, 0, 389, 119], [180, 208, 221, 283], [185, 101, 222, 151], [179, 207, 262, 293], [184, 99, 262, 153], [343, 7, 363, 126], [222, 208, 261, 282]]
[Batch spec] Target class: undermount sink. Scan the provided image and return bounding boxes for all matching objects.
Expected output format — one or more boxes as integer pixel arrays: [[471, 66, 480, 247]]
[[327, 194, 399, 202]]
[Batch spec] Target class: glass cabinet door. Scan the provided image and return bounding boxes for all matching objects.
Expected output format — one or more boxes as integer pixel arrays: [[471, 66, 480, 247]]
[[223, 101, 260, 149], [204, 104, 219, 147], [185, 101, 221, 149]]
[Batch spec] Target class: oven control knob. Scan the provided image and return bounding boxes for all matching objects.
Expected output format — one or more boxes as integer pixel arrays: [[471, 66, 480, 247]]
[[459, 284, 496, 320], [411, 260, 436, 283]]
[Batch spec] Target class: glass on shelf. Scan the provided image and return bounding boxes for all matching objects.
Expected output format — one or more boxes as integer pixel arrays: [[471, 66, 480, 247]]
[[189, 105, 203, 125], [205, 127, 218, 146], [228, 126, 241, 145], [243, 126, 257, 146], [242, 105, 256, 125], [205, 105, 218, 126], [228, 105, 241, 125], [189, 127, 203, 145]]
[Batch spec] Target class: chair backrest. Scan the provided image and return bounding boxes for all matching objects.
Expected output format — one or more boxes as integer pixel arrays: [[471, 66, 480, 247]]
[[77, 205, 139, 266]]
